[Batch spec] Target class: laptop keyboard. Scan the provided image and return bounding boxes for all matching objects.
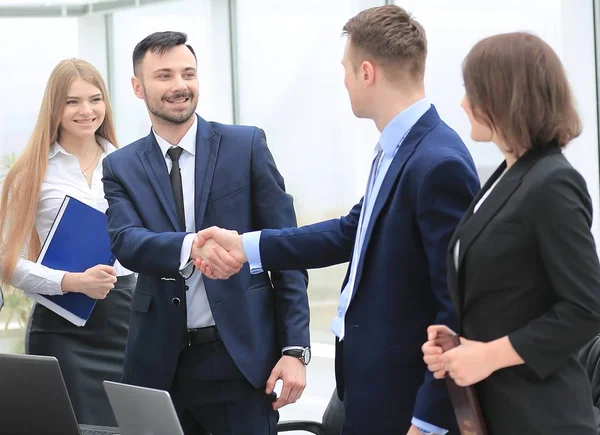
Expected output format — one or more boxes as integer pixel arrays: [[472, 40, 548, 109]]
[[80, 426, 120, 435]]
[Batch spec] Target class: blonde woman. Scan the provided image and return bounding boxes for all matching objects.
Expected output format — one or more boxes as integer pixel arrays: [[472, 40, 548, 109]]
[[0, 59, 134, 426]]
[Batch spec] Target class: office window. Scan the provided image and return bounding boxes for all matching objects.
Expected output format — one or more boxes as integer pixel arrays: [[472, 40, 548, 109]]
[[0, 18, 78, 156]]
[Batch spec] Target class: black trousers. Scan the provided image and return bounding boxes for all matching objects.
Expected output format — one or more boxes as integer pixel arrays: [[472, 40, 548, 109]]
[[322, 387, 345, 435], [170, 340, 279, 435], [28, 273, 135, 426]]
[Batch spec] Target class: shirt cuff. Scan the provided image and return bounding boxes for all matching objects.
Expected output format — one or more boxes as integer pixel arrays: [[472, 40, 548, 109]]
[[411, 417, 448, 435], [179, 234, 197, 279], [242, 231, 263, 274], [180, 234, 196, 269], [48, 269, 68, 295]]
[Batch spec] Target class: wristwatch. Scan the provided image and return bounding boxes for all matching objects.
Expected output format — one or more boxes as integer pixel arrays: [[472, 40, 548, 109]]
[[282, 347, 311, 365]]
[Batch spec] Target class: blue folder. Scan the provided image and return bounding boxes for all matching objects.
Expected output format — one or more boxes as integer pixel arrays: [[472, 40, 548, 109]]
[[30, 195, 116, 326]]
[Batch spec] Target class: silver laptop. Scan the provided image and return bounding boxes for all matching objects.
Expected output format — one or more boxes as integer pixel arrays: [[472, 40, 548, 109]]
[[0, 353, 120, 435], [103, 381, 184, 435]]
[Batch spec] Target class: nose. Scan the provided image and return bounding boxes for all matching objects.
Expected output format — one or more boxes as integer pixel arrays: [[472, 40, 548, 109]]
[[172, 77, 188, 93], [78, 102, 94, 116]]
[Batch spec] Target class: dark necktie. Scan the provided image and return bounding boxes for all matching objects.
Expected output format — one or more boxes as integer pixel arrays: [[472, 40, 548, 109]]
[[167, 146, 185, 230]]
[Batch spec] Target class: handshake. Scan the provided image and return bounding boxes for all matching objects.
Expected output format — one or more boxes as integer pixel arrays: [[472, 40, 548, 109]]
[[190, 226, 248, 279]]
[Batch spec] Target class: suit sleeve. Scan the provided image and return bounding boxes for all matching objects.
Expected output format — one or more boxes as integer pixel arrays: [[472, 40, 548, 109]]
[[102, 156, 188, 277], [412, 157, 480, 427], [509, 168, 600, 379], [259, 202, 360, 272], [248, 128, 311, 347]]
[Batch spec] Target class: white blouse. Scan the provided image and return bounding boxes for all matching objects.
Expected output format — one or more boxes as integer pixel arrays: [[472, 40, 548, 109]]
[[6, 136, 131, 296]]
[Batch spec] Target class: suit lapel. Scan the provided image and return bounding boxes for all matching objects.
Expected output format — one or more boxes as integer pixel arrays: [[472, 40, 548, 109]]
[[447, 166, 500, 254], [448, 149, 555, 319], [445, 162, 507, 320], [455, 165, 519, 267], [194, 116, 221, 231], [349, 107, 441, 303], [137, 133, 180, 231], [454, 146, 561, 270], [446, 253, 462, 325]]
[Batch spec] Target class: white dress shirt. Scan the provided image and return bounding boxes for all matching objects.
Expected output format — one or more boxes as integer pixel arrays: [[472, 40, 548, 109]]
[[152, 116, 215, 329], [6, 136, 131, 296]]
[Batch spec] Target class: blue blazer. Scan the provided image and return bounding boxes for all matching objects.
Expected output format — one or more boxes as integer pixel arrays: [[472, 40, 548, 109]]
[[258, 107, 479, 431], [102, 115, 309, 391]]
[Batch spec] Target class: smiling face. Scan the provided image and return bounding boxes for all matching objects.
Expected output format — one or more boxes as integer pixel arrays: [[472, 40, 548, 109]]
[[59, 77, 106, 141], [132, 44, 199, 125]]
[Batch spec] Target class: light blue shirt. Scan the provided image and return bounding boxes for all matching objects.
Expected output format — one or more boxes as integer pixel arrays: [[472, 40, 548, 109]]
[[243, 99, 446, 434]]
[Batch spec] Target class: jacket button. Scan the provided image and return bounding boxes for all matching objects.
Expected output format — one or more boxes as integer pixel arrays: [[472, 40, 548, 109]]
[[184, 285, 189, 291], [172, 297, 181, 306]]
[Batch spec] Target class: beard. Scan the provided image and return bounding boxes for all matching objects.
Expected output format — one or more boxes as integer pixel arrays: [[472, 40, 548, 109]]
[[144, 87, 198, 125]]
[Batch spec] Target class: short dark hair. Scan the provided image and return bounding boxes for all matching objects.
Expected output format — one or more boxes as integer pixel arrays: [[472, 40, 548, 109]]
[[132, 31, 197, 75], [342, 5, 427, 82], [463, 32, 581, 154]]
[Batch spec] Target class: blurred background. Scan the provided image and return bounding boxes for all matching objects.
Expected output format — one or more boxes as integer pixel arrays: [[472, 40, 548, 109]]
[[0, 0, 599, 425]]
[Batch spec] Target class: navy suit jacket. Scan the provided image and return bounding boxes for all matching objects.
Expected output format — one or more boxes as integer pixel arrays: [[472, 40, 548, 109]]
[[258, 107, 479, 431], [102, 115, 309, 391]]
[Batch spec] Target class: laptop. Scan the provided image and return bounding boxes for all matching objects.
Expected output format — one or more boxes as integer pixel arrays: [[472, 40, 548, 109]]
[[0, 353, 119, 435], [103, 381, 184, 435]]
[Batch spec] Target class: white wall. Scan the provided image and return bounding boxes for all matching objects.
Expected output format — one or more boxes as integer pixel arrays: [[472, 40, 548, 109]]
[[559, 0, 600, 242], [78, 14, 109, 82], [109, 0, 233, 146], [235, 0, 384, 224], [0, 18, 78, 155]]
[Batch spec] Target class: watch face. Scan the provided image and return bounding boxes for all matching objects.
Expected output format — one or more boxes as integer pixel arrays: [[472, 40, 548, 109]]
[[302, 347, 311, 365]]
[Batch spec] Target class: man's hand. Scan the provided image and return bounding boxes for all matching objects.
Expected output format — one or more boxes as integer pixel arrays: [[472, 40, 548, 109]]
[[190, 235, 243, 279], [440, 337, 495, 386], [265, 356, 306, 410], [193, 226, 247, 279], [407, 424, 423, 435]]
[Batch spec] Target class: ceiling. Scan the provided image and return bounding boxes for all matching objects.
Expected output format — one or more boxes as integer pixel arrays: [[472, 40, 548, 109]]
[[0, 0, 176, 17]]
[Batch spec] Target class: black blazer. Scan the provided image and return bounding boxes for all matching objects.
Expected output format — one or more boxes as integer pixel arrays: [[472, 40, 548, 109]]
[[448, 146, 600, 434]]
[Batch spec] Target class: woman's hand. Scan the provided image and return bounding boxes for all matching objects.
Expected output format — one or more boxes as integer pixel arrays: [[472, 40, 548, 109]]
[[62, 264, 117, 299], [440, 337, 495, 386], [422, 325, 458, 379]]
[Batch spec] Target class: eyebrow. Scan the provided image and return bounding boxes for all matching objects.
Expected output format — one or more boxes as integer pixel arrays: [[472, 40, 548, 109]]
[[152, 67, 197, 74], [66, 93, 103, 99]]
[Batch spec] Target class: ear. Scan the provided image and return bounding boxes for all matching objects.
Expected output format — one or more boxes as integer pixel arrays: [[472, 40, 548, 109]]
[[361, 60, 376, 86], [131, 76, 144, 100]]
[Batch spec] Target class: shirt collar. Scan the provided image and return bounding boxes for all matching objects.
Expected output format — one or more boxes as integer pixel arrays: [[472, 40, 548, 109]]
[[379, 98, 431, 156], [49, 135, 116, 159], [153, 115, 198, 158]]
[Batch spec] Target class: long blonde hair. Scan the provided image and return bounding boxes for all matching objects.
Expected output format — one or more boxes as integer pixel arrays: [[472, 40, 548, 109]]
[[0, 59, 118, 284]]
